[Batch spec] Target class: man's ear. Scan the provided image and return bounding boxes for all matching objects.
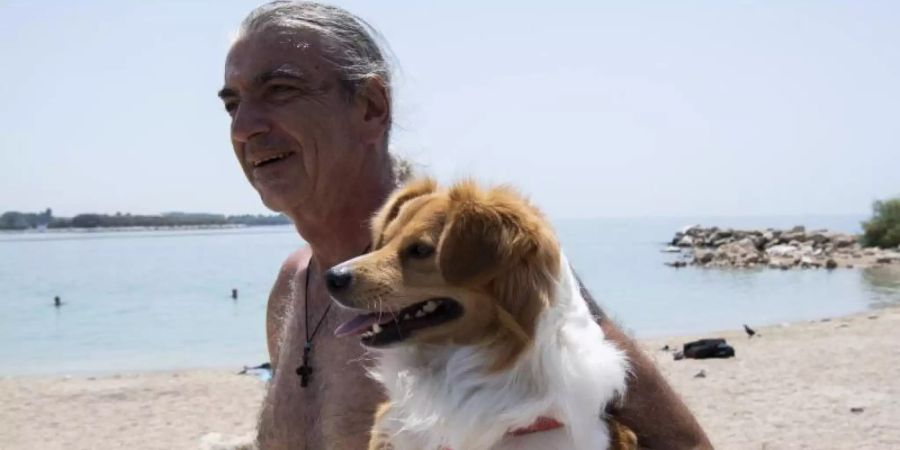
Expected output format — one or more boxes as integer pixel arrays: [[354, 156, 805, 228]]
[[353, 77, 390, 145], [437, 187, 533, 285]]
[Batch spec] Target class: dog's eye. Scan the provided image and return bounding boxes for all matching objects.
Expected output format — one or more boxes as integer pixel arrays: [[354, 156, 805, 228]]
[[406, 242, 435, 259]]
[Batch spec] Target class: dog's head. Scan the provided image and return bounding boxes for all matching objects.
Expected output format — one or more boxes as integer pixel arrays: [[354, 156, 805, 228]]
[[327, 178, 560, 364]]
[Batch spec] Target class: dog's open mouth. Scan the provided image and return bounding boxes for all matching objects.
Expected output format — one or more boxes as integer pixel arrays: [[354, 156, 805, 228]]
[[334, 298, 463, 347]]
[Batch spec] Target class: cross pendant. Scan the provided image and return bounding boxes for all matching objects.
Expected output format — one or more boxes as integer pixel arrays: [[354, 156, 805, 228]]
[[296, 342, 313, 387]]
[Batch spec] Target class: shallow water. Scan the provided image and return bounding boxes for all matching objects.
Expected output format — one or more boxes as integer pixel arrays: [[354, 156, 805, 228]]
[[1, 215, 897, 376]]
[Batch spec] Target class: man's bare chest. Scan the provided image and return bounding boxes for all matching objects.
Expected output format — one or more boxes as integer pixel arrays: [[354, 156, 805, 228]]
[[263, 294, 381, 449]]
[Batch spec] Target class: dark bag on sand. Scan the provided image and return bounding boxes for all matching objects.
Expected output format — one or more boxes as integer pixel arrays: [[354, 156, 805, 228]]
[[683, 338, 735, 359]]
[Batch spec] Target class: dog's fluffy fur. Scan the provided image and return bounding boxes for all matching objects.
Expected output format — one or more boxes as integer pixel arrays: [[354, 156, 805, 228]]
[[328, 179, 633, 450]]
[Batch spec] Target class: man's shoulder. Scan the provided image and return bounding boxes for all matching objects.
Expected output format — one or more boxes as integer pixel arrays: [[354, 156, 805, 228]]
[[270, 246, 311, 299], [279, 246, 312, 275]]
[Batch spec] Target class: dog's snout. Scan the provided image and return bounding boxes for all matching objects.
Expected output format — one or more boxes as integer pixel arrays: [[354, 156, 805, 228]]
[[325, 265, 354, 293]]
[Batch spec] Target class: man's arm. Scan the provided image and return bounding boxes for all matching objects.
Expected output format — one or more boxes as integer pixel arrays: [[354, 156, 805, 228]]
[[576, 275, 713, 450]]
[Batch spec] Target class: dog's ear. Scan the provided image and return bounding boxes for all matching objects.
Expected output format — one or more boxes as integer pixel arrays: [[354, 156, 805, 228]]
[[372, 178, 437, 248], [437, 182, 534, 285]]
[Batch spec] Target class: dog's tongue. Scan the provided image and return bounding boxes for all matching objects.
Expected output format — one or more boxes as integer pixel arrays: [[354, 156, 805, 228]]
[[334, 313, 381, 337]]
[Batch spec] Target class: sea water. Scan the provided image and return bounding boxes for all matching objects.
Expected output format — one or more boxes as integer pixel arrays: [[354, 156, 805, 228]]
[[1, 216, 897, 376]]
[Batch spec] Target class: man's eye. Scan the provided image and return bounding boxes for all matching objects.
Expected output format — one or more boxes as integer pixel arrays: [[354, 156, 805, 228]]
[[268, 85, 298, 95], [406, 242, 435, 259], [224, 101, 239, 114]]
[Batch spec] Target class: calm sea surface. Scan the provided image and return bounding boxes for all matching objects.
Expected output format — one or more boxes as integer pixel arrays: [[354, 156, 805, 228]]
[[2, 216, 898, 376]]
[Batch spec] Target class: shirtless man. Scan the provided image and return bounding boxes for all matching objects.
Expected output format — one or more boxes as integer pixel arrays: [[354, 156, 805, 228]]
[[219, 2, 712, 449]]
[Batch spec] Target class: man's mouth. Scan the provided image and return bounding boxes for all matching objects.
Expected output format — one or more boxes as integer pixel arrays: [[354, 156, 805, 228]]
[[333, 298, 464, 347], [251, 152, 294, 168]]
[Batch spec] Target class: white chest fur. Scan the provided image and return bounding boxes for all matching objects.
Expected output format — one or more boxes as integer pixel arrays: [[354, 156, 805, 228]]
[[370, 254, 629, 450]]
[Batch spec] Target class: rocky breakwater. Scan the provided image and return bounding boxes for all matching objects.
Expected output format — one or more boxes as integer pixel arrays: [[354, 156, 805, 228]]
[[665, 225, 900, 269]]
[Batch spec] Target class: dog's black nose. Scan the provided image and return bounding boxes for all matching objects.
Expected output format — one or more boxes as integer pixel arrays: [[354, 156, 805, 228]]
[[325, 266, 354, 292]]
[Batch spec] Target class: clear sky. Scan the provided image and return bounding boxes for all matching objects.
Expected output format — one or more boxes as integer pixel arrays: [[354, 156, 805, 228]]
[[1, 1, 898, 219]]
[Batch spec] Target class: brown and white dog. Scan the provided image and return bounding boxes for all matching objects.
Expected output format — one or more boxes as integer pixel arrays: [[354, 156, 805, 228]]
[[326, 179, 635, 450]]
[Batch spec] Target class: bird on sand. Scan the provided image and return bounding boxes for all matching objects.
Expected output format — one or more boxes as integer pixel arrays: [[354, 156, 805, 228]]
[[743, 324, 757, 338]]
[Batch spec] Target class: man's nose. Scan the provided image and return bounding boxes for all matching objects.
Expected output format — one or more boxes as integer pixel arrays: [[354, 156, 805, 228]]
[[231, 101, 270, 143], [325, 265, 354, 293]]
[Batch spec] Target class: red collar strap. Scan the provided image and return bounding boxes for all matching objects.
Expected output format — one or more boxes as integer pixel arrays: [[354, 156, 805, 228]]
[[440, 417, 564, 450], [507, 416, 565, 436]]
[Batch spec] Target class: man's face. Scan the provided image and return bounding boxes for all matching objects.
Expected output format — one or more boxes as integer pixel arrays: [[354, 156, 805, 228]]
[[220, 29, 364, 213]]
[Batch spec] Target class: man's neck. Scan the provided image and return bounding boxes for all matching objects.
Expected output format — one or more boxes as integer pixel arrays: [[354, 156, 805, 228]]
[[288, 152, 396, 274]]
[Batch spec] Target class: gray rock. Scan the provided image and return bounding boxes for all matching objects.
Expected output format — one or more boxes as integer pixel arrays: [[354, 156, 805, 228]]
[[681, 225, 703, 236], [765, 238, 784, 248], [767, 244, 798, 257], [751, 235, 767, 250], [694, 250, 715, 264], [667, 225, 869, 270], [712, 238, 730, 247], [717, 238, 763, 266], [793, 233, 810, 243], [768, 261, 791, 270], [744, 254, 763, 264], [833, 234, 857, 248]]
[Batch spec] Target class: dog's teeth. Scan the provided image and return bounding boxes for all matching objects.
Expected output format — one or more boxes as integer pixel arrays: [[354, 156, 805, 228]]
[[415, 310, 426, 318], [372, 324, 382, 333], [362, 331, 373, 338], [422, 301, 437, 313], [402, 313, 411, 320]]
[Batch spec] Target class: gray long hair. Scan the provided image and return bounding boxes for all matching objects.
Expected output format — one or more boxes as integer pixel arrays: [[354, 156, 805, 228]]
[[237, 1, 393, 132]]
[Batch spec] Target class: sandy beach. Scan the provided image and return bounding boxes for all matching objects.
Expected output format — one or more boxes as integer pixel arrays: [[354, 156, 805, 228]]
[[645, 306, 900, 449], [3, 307, 899, 450], [0, 370, 264, 450]]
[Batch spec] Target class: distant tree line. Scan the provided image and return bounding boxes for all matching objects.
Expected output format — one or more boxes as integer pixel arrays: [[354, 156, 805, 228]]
[[0, 209, 291, 230]]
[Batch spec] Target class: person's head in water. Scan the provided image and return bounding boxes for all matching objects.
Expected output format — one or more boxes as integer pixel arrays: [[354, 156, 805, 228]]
[[54, 296, 61, 307], [219, 1, 396, 219]]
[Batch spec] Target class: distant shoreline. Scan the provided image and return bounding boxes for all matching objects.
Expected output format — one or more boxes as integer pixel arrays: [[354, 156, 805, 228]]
[[0, 223, 294, 234], [0, 210, 292, 231]]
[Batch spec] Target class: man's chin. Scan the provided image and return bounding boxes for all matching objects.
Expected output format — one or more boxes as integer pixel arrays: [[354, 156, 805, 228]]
[[256, 186, 300, 214]]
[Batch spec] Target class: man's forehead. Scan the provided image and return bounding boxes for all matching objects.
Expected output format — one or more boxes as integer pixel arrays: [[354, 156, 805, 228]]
[[224, 29, 326, 85]]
